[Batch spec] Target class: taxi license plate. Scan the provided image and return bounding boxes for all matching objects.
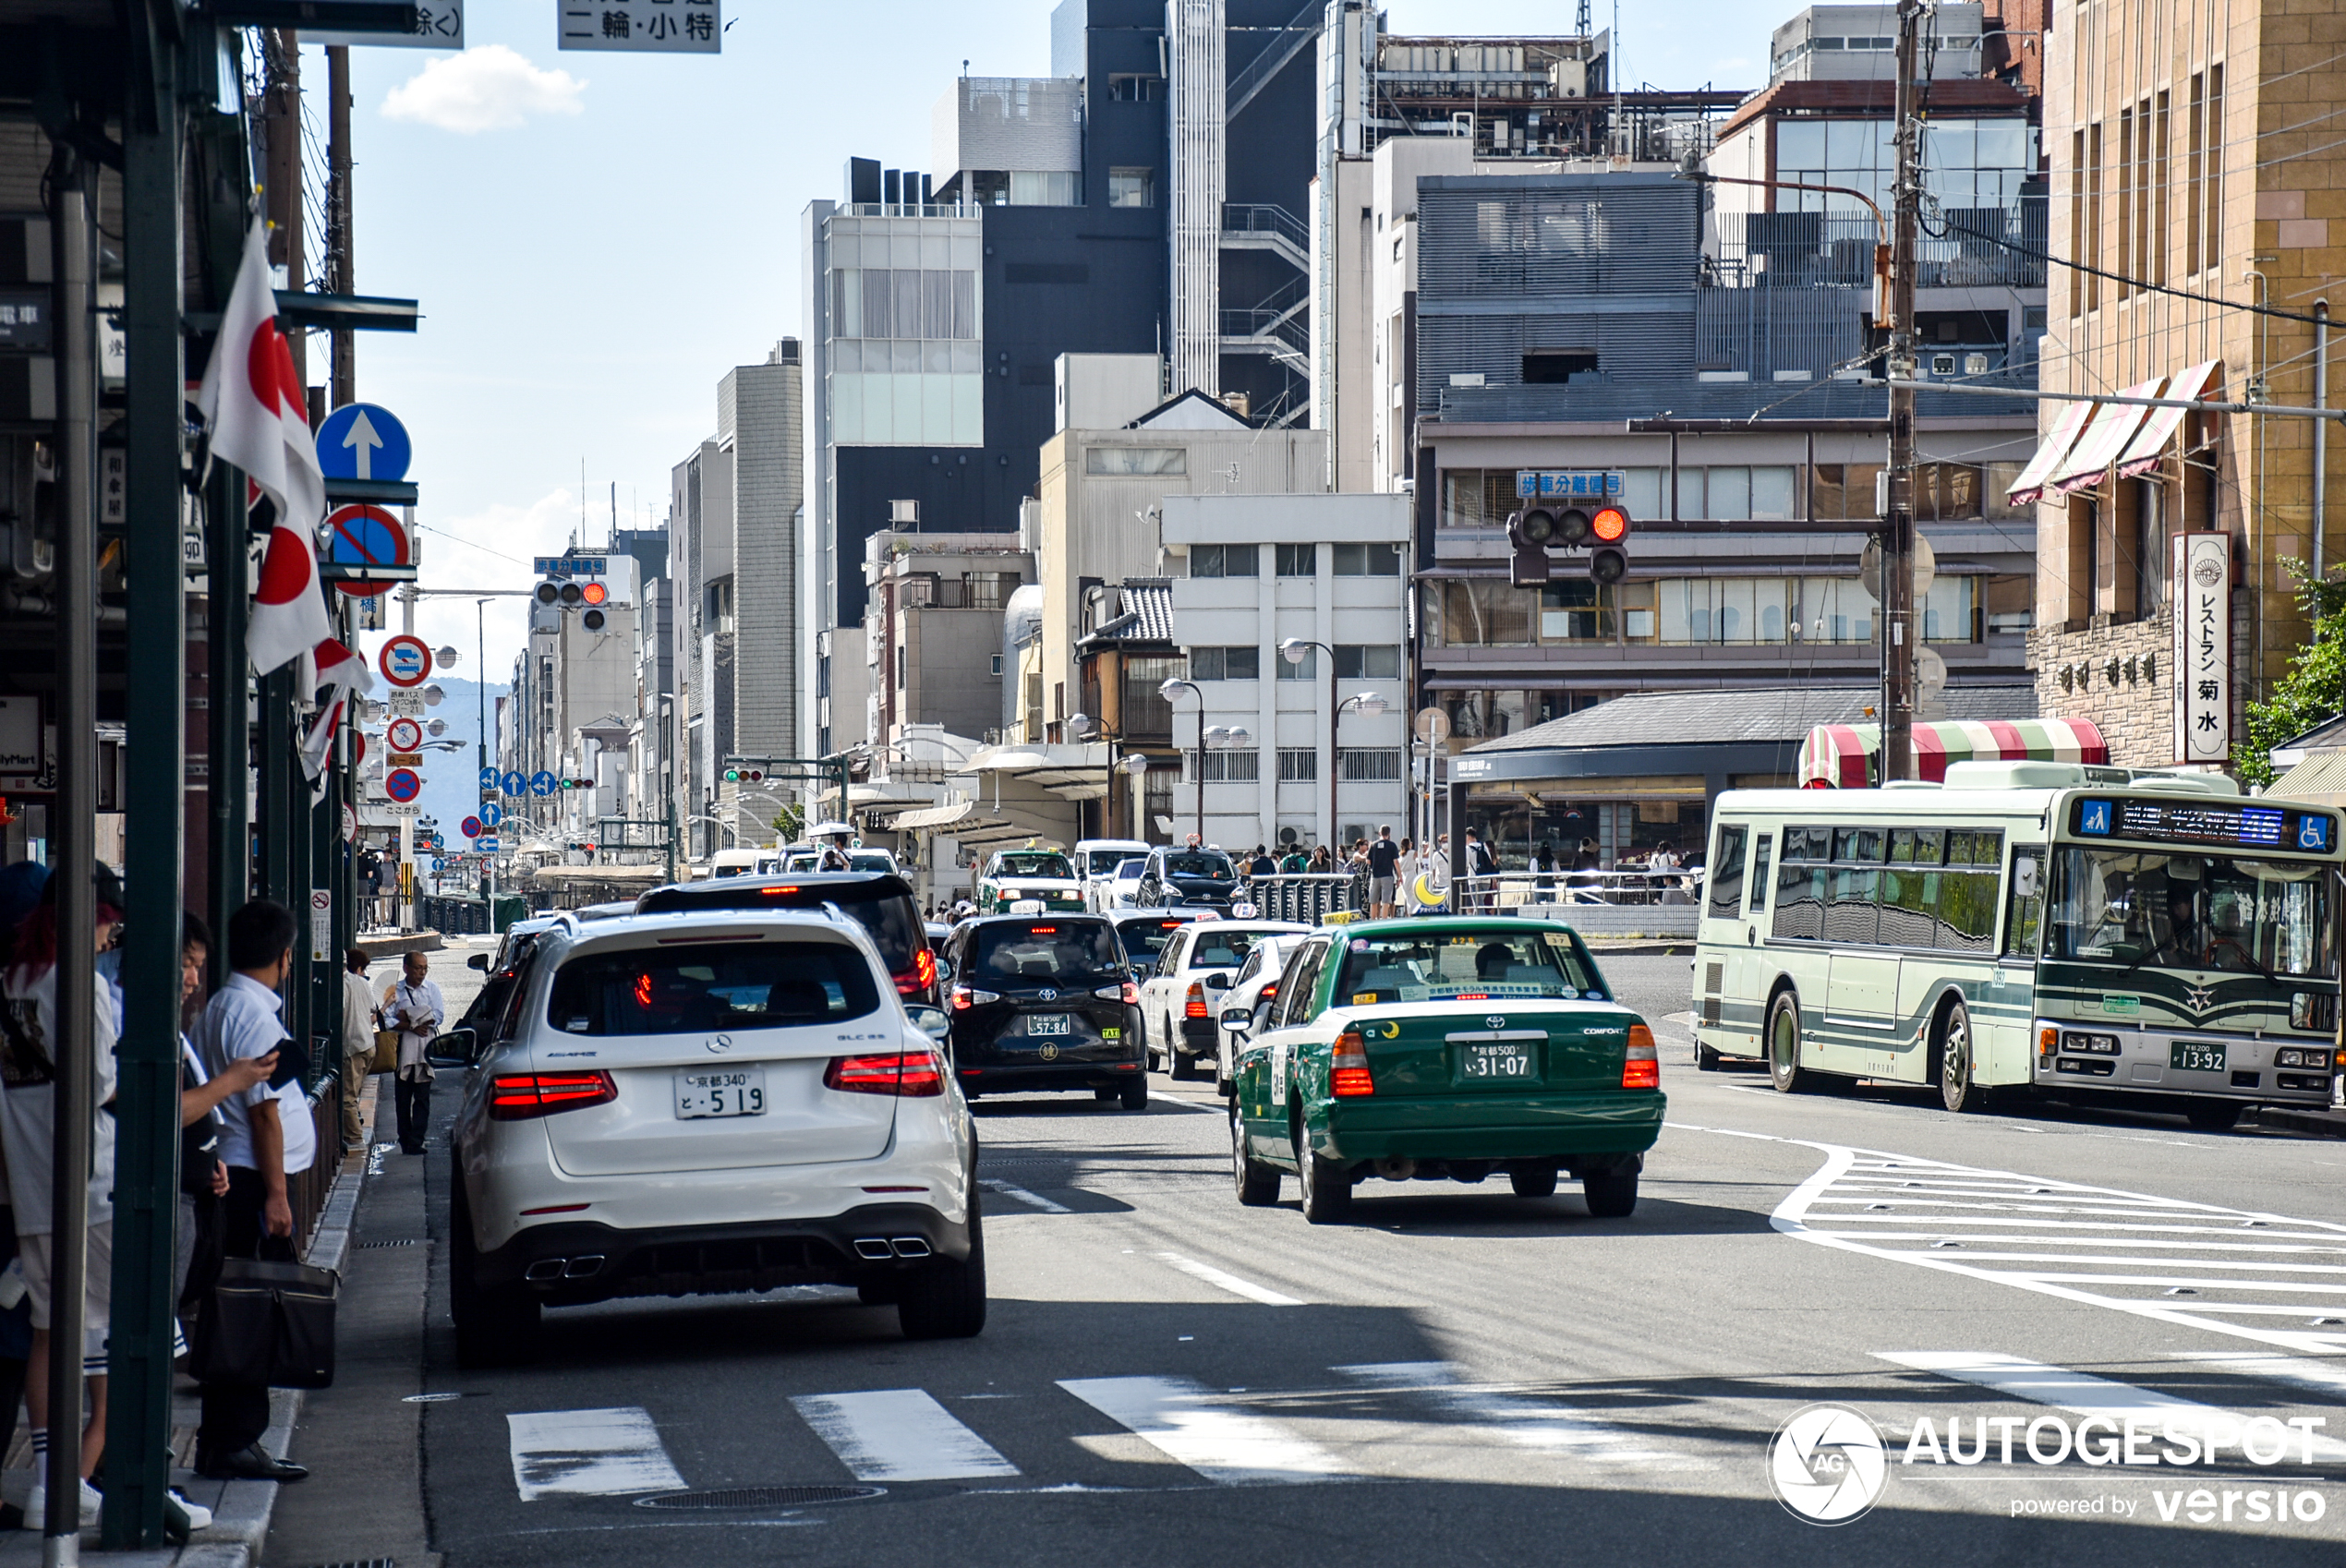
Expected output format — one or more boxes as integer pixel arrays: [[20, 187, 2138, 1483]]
[[1025, 1014, 1072, 1037], [2170, 1041, 2227, 1073], [675, 1069, 766, 1119], [1458, 1042, 1537, 1081]]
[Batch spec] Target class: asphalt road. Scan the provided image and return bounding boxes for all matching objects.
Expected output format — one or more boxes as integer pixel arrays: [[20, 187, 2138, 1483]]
[[356, 951, 2346, 1566]]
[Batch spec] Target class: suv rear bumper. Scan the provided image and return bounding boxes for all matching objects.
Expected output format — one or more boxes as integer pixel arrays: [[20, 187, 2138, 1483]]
[[473, 1201, 972, 1304]]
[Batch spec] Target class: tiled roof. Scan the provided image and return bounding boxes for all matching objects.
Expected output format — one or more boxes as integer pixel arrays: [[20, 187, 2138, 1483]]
[[1466, 683, 2038, 754], [1079, 579, 1176, 647]]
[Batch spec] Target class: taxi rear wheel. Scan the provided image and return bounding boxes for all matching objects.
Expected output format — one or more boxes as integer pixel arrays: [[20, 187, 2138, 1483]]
[[1583, 1164, 1639, 1218], [1169, 1043, 1198, 1080], [1295, 1128, 1353, 1224], [1119, 1075, 1150, 1112], [1767, 991, 1812, 1094], [1508, 1164, 1558, 1199], [1232, 1106, 1281, 1206]]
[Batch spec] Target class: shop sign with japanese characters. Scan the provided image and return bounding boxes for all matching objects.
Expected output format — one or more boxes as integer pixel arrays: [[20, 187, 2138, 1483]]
[[559, 0, 720, 52], [2171, 532, 2231, 764]]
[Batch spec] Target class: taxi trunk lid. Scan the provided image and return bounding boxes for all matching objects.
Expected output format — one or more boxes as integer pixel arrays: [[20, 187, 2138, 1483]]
[[1344, 1002, 1640, 1095]]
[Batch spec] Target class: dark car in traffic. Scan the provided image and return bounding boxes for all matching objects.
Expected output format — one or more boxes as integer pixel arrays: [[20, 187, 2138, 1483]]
[[1106, 909, 1215, 978], [1135, 848, 1241, 910], [635, 872, 939, 1006], [940, 915, 1147, 1109]]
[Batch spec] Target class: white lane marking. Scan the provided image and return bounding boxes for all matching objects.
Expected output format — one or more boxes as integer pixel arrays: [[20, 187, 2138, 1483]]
[[1058, 1376, 1347, 1485], [980, 1178, 1072, 1214], [1331, 1362, 1675, 1461], [506, 1407, 686, 1500], [790, 1389, 1021, 1482], [2171, 1352, 2346, 1401], [1155, 1252, 1305, 1307], [1876, 1352, 2346, 1463]]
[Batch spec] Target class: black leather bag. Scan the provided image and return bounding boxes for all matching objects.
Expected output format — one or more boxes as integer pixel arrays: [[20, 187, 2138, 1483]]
[[193, 1258, 339, 1388]]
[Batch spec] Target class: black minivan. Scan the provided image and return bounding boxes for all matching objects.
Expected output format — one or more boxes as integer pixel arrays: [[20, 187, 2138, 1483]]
[[942, 915, 1146, 1109], [1135, 848, 1240, 910], [636, 872, 939, 1007]]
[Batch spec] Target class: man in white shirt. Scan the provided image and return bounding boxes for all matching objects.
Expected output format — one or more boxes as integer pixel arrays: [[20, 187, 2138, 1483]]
[[381, 951, 442, 1155], [339, 948, 379, 1153], [192, 899, 311, 1484]]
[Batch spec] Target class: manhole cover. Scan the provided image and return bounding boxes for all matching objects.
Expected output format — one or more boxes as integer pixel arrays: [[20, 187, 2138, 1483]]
[[634, 1486, 884, 1511]]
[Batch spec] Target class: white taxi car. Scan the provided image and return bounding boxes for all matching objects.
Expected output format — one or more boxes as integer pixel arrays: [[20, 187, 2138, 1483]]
[[440, 907, 984, 1365]]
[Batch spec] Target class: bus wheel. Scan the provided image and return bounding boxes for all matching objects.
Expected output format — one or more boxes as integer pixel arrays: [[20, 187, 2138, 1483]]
[[1937, 1000, 1989, 1114], [1767, 992, 1810, 1093]]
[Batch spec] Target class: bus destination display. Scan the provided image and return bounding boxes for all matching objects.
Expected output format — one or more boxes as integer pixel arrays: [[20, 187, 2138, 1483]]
[[2074, 797, 2337, 853]]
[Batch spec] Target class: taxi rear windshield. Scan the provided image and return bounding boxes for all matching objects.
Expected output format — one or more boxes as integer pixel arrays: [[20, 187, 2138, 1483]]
[[996, 852, 1075, 879], [547, 942, 881, 1034], [972, 922, 1124, 983], [1334, 930, 1603, 1003], [1114, 920, 1191, 962]]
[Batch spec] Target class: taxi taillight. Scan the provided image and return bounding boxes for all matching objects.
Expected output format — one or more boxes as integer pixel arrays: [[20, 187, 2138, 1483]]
[[1185, 982, 1210, 1019], [1332, 1027, 1374, 1097], [1622, 1022, 1659, 1090]]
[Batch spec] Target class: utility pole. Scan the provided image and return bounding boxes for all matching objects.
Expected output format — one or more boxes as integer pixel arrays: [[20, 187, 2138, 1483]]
[[262, 30, 303, 384], [1880, 0, 1923, 783], [327, 43, 357, 406]]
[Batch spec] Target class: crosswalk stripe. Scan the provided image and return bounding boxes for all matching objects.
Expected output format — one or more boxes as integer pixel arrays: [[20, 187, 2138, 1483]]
[[791, 1389, 1021, 1482], [1876, 1352, 2346, 1463], [506, 1406, 686, 1501], [1331, 1362, 1675, 1460], [1058, 1375, 1348, 1486]]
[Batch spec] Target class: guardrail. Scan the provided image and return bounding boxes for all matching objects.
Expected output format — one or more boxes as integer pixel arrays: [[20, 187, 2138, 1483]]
[[1235, 868, 1701, 923], [289, 1060, 345, 1251]]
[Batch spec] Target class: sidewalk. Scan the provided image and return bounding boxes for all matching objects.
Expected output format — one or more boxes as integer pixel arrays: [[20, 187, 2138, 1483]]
[[0, 1081, 383, 1566]]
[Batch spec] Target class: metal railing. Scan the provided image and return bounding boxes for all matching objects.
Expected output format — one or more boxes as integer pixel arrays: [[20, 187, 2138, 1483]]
[[1240, 873, 1365, 925], [1221, 201, 1309, 253], [289, 1061, 345, 1251], [1235, 868, 1703, 921]]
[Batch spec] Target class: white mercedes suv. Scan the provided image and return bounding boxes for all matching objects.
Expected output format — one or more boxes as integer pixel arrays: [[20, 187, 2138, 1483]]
[[440, 906, 983, 1365]]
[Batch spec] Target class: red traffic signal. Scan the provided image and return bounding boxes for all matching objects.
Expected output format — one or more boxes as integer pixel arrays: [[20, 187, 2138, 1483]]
[[1590, 506, 1631, 585]]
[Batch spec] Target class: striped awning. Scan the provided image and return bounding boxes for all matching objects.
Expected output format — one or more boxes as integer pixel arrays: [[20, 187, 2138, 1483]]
[[2115, 360, 2221, 480], [2047, 377, 2162, 495], [1798, 718, 2110, 787]]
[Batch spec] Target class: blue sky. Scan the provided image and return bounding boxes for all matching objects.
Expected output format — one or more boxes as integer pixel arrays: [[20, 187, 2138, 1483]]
[[329, 0, 1770, 681]]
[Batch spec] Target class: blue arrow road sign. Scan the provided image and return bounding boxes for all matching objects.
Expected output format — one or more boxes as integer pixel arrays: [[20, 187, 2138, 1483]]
[[530, 770, 558, 797], [476, 836, 501, 852], [502, 770, 526, 797], [479, 766, 499, 790], [316, 403, 413, 483], [432, 858, 446, 874], [480, 801, 503, 827]]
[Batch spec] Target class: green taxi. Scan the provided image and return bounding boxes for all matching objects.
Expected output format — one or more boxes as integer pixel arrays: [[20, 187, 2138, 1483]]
[[976, 849, 1087, 914], [1227, 918, 1663, 1223]]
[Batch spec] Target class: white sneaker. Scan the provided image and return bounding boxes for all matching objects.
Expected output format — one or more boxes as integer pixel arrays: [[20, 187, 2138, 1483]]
[[21, 1480, 104, 1531], [167, 1488, 212, 1532]]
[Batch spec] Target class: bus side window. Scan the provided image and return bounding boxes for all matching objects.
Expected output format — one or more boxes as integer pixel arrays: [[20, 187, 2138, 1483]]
[[2004, 846, 2046, 958], [1708, 825, 1749, 918], [1748, 835, 1772, 913]]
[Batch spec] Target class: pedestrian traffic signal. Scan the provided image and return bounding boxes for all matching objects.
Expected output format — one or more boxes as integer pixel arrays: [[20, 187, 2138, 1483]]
[[1506, 509, 1552, 586], [1589, 505, 1631, 585]]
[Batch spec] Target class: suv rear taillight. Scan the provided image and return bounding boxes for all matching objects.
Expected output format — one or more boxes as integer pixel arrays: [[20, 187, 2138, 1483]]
[[950, 984, 999, 1010], [1332, 1028, 1373, 1097], [1622, 1022, 1659, 1090], [893, 947, 938, 996], [1094, 981, 1141, 1004], [1185, 982, 1209, 1019], [825, 1051, 946, 1097], [490, 1071, 617, 1120]]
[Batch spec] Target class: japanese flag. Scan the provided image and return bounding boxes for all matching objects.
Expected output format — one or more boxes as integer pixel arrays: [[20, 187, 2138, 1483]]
[[298, 688, 345, 788], [309, 635, 374, 697], [197, 218, 331, 681]]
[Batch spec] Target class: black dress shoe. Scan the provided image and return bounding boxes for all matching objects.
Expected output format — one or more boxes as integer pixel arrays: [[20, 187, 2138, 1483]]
[[194, 1443, 308, 1482]]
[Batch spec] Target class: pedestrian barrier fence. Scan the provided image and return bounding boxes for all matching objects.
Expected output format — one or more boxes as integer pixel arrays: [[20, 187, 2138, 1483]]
[[1237, 870, 1700, 936], [288, 1061, 345, 1250]]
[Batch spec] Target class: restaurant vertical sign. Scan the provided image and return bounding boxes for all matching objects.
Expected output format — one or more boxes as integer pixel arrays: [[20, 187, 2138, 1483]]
[[2172, 532, 2231, 763]]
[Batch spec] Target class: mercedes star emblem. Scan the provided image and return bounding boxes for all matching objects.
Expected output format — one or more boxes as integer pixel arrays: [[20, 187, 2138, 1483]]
[[706, 1033, 732, 1055]]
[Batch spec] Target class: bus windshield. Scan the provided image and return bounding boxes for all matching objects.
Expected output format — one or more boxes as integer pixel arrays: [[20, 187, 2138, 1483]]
[[2046, 848, 2336, 979]]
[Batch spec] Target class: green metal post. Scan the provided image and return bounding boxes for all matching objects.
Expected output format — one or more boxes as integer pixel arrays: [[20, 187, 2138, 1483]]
[[207, 464, 249, 979], [102, 20, 187, 1541], [260, 667, 293, 906], [288, 705, 315, 1071], [666, 797, 678, 886]]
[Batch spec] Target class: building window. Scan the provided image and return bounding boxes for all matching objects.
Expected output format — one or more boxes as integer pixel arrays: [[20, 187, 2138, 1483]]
[[2132, 479, 2169, 621], [1189, 543, 1259, 577], [1431, 580, 1535, 646], [1540, 582, 1616, 641], [1108, 74, 1163, 102], [963, 170, 1082, 206], [1440, 469, 1520, 527], [1336, 748, 1405, 781], [1521, 349, 1599, 383], [1811, 464, 1885, 521], [1277, 748, 1317, 781], [1188, 748, 1261, 782], [1188, 645, 1261, 681], [1276, 645, 1317, 680], [990, 653, 1003, 675], [1086, 446, 1188, 476], [1332, 644, 1403, 679], [1109, 167, 1156, 208], [1276, 542, 1316, 576], [833, 267, 978, 341], [1333, 541, 1402, 575]]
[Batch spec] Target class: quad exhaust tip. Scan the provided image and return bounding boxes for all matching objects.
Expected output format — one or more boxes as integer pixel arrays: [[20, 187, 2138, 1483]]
[[526, 1255, 608, 1282], [853, 1236, 933, 1260]]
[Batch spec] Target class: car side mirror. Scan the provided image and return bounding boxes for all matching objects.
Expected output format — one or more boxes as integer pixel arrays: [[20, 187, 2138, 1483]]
[[1220, 1006, 1252, 1029], [908, 1006, 950, 1043], [1204, 971, 1232, 990], [467, 953, 489, 971], [427, 1027, 479, 1069]]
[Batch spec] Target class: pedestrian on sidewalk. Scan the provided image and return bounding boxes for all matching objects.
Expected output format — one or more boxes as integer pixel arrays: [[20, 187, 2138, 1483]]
[[193, 899, 312, 1484], [1366, 826, 1401, 918], [0, 863, 124, 1524], [381, 952, 442, 1156], [340, 948, 379, 1154]]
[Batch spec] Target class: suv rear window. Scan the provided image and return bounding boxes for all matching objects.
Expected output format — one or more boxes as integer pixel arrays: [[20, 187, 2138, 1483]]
[[971, 922, 1124, 983], [637, 876, 925, 978], [1113, 917, 1193, 965], [547, 942, 881, 1035]]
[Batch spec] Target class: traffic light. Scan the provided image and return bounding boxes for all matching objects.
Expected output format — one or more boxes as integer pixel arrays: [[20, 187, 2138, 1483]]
[[1506, 508, 1553, 587], [1589, 504, 1631, 585], [1509, 501, 1632, 585], [721, 762, 766, 784], [582, 608, 607, 632]]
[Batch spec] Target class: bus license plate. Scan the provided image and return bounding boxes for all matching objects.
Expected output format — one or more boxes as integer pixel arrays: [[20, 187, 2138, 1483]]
[[1025, 1014, 1072, 1037], [2170, 1042, 2227, 1073], [1459, 1042, 1536, 1080], [675, 1070, 766, 1118]]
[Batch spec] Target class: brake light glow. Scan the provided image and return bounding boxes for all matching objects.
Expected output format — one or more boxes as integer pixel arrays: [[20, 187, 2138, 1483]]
[[634, 972, 653, 1007], [759, 885, 803, 897], [1332, 1028, 1374, 1097], [489, 1071, 617, 1120], [1622, 1022, 1660, 1090], [895, 947, 939, 995], [1030, 925, 1058, 934], [949, 985, 1001, 1010], [1185, 982, 1210, 1019], [825, 1051, 946, 1097], [1094, 982, 1141, 1004], [1261, 983, 1278, 1001]]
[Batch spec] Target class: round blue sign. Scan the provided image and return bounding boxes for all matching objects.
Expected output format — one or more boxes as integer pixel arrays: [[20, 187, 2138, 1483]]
[[502, 770, 527, 797], [385, 767, 422, 803], [480, 801, 503, 827], [432, 858, 446, 874], [530, 770, 558, 798], [315, 403, 413, 484], [478, 766, 500, 790]]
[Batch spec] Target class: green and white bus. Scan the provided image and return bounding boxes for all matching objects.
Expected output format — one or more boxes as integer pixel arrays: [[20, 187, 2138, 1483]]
[[1691, 760, 2342, 1127]]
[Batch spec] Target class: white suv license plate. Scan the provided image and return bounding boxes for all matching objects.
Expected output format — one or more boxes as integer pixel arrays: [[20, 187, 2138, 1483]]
[[675, 1069, 767, 1119]]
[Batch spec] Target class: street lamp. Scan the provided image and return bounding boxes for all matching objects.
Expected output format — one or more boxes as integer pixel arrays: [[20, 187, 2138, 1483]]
[[1159, 678, 1207, 843]]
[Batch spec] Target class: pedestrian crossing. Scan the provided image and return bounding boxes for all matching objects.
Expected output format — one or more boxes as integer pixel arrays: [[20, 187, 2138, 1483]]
[[500, 1344, 2346, 1503], [1772, 1143, 2346, 1356]]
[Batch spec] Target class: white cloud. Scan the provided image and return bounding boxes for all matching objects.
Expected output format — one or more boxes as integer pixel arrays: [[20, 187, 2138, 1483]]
[[382, 45, 585, 134], [366, 488, 592, 684]]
